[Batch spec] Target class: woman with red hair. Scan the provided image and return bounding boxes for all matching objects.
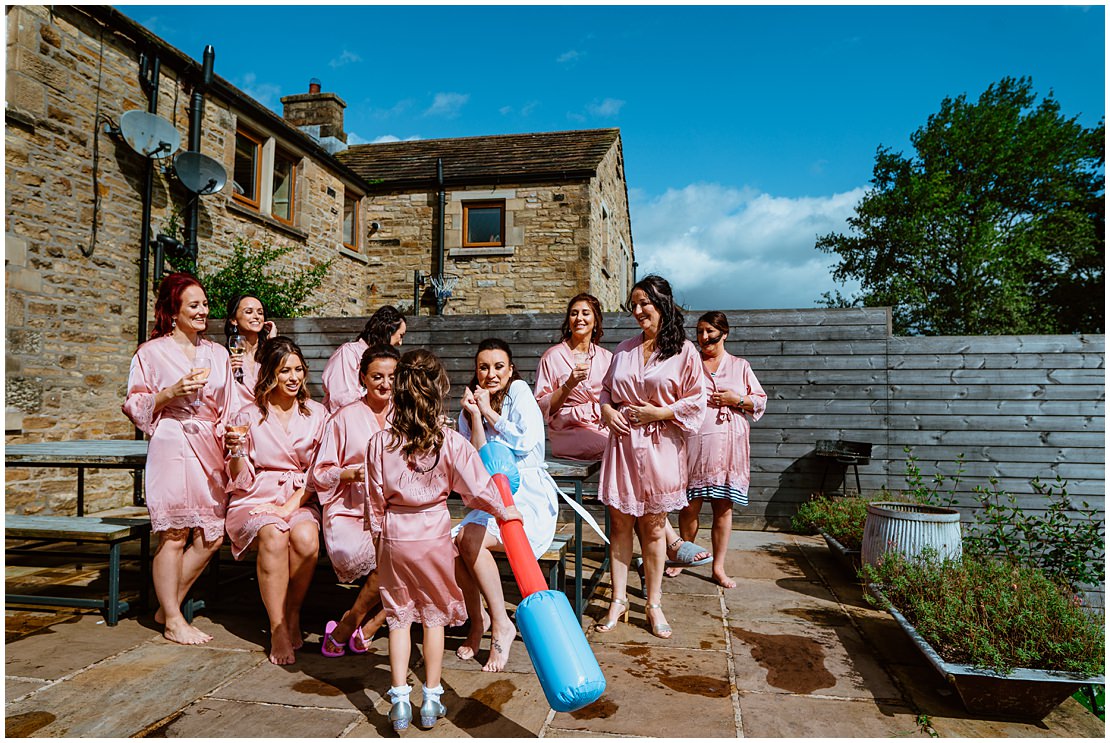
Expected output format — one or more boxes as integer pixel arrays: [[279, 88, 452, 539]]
[[122, 272, 233, 645]]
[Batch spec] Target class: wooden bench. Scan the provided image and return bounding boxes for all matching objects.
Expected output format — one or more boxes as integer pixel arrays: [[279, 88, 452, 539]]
[[5, 515, 151, 625], [537, 532, 572, 594]]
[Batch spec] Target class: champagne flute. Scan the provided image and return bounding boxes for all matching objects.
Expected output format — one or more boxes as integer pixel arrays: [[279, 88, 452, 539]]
[[189, 354, 212, 409], [573, 350, 590, 369], [229, 333, 247, 384], [226, 411, 251, 458]]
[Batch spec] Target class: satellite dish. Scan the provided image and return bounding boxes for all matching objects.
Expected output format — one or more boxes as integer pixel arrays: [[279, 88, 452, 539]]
[[172, 151, 227, 195], [118, 110, 180, 159]]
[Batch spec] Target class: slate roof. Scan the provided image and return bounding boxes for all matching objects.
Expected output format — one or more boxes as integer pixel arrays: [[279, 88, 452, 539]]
[[336, 128, 620, 190]]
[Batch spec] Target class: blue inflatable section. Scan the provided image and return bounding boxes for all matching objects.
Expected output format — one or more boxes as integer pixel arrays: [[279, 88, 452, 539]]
[[478, 441, 520, 495], [516, 590, 606, 712]]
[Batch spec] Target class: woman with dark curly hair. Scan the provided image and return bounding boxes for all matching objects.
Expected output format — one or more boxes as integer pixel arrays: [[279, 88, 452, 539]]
[[223, 293, 277, 412], [594, 275, 706, 639], [322, 305, 406, 412]]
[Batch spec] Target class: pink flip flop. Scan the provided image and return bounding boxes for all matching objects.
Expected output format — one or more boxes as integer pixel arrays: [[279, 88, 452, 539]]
[[348, 625, 369, 654], [321, 620, 346, 658]]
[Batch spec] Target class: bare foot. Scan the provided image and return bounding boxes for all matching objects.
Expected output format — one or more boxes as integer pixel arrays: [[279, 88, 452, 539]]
[[482, 623, 516, 673], [288, 616, 303, 651], [269, 627, 296, 665], [456, 610, 490, 661], [713, 571, 737, 589], [163, 617, 212, 645], [154, 606, 166, 625], [664, 566, 683, 578], [359, 609, 387, 643]]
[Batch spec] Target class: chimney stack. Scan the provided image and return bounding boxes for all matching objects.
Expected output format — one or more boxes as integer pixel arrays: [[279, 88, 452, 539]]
[[281, 78, 347, 153]]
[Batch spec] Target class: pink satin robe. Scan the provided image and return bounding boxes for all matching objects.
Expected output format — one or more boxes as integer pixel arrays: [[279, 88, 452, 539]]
[[363, 428, 512, 630], [533, 341, 614, 461], [225, 399, 328, 559], [122, 336, 232, 541], [598, 335, 706, 516], [322, 339, 368, 413], [228, 350, 261, 414], [311, 401, 389, 583], [686, 353, 767, 504]]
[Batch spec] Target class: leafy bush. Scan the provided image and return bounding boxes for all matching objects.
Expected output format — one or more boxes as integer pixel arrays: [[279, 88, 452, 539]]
[[791, 494, 873, 551], [196, 236, 333, 319], [864, 550, 1104, 676]]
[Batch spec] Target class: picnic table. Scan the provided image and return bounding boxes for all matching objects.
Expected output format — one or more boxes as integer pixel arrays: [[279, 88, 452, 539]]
[[546, 457, 605, 620], [5, 439, 147, 516]]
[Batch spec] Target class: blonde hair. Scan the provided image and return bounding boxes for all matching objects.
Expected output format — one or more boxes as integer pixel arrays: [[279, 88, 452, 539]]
[[388, 349, 450, 459], [254, 336, 311, 420]]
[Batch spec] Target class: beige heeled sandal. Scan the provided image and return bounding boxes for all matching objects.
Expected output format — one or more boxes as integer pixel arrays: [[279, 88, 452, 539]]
[[593, 597, 629, 633], [645, 602, 673, 639]]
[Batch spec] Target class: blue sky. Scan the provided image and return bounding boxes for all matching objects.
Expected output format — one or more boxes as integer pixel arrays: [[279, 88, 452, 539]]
[[118, 4, 1105, 311]]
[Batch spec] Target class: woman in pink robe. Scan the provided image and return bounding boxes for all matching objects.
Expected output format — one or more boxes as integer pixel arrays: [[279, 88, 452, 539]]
[[310, 345, 398, 657], [122, 273, 232, 646], [681, 311, 767, 589], [364, 349, 522, 731], [223, 293, 277, 413], [322, 305, 406, 412], [226, 337, 328, 666], [534, 293, 614, 461], [596, 275, 705, 640]]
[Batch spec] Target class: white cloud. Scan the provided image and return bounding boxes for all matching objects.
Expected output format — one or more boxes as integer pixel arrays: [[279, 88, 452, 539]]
[[500, 100, 539, 117], [329, 49, 362, 68], [236, 72, 283, 110], [630, 184, 866, 310], [370, 99, 414, 119], [424, 92, 469, 118], [588, 98, 625, 117], [566, 112, 586, 123], [368, 134, 422, 144], [557, 50, 583, 64]]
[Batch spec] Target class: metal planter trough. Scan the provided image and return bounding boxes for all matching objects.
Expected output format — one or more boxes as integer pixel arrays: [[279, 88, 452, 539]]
[[820, 531, 861, 574], [869, 585, 1105, 720], [861, 501, 962, 567]]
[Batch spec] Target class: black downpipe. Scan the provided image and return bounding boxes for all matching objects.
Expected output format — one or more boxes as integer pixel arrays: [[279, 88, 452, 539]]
[[184, 46, 215, 257], [136, 53, 160, 349], [436, 158, 446, 315]]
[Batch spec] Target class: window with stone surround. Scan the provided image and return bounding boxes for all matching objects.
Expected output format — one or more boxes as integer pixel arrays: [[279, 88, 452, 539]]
[[233, 129, 263, 208], [462, 201, 505, 247], [342, 192, 360, 250], [231, 123, 303, 228], [271, 151, 297, 225]]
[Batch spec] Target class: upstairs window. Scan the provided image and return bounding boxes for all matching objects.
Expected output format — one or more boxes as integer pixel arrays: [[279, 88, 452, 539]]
[[342, 192, 360, 250], [233, 129, 262, 208], [271, 152, 297, 225], [463, 201, 504, 247]]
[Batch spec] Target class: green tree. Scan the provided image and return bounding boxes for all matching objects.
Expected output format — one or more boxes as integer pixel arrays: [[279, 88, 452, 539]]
[[195, 235, 333, 319], [818, 77, 1104, 335]]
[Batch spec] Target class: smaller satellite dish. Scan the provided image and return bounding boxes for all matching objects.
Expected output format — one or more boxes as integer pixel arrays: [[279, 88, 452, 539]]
[[173, 151, 227, 195], [118, 110, 180, 159]]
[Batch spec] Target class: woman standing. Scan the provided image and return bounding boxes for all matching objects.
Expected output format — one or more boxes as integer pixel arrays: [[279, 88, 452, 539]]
[[533, 293, 614, 461], [680, 312, 766, 588], [224, 294, 276, 412], [322, 305, 406, 412], [122, 273, 232, 645], [595, 275, 705, 639], [225, 337, 328, 665], [455, 338, 561, 672], [311, 345, 398, 656]]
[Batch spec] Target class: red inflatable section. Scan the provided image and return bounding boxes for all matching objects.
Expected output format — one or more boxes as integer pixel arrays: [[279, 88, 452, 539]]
[[492, 472, 549, 597]]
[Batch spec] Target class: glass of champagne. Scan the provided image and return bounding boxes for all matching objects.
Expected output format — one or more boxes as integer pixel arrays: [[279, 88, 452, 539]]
[[229, 335, 247, 384], [573, 350, 590, 371], [226, 411, 251, 458], [190, 354, 212, 408]]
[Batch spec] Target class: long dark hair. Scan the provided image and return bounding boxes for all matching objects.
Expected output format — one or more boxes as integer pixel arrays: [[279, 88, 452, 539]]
[[357, 305, 406, 346], [360, 344, 401, 378], [559, 292, 604, 344], [466, 337, 523, 417], [698, 310, 729, 336], [224, 293, 270, 362], [151, 272, 205, 340], [631, 274, 686, 361], [388, 349, 450, 458], [254, 336, 311, 420]]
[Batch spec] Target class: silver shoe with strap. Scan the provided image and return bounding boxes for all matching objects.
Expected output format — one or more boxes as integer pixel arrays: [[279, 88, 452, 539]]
[[420, 684, 446, 729], [387, 685, 413, 731]]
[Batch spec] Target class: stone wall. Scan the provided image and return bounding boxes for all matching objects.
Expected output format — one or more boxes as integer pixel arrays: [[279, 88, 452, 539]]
[[589, 137, 634, 311]]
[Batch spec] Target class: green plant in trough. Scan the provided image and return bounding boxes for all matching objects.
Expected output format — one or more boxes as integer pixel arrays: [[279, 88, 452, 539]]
[[791, 494, 874, 551], [863, 549, 1104, 677]]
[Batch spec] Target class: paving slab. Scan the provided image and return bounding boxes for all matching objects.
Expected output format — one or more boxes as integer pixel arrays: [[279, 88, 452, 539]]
[[738, 692, 928, 737], [723, 575, 843, 626], [4, 642, 261, 737], [4, 678, 45, 702], [586, 589, 725, 650], [143, 697, 361, 738], [550, 643, 735, 737], [4, 612, 159, 680]]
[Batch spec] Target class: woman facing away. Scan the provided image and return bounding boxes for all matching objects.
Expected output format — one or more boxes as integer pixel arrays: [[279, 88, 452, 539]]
[[533, 293, 614, 461], [122, 272, 232, 645], [595, 274, 706, 639], [310, 345, 398, 657], [322, 305, 406, 412], [364, 349, 522, 731], [454, 338, 563, 672], [677, 311, 766, 588], [225, 337, 328, 665], [223, 293, 277, 412]]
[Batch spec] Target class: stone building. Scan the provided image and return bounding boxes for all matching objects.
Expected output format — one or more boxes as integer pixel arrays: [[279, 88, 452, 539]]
[[4, 5, 635, 514]]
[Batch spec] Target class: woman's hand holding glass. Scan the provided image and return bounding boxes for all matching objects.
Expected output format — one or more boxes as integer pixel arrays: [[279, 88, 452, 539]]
[[225, 411, 251, 458], [188, 353, 212, 408]]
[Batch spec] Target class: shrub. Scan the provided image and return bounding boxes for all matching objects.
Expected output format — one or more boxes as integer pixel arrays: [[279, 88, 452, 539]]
[[791, 494, 873, 551], [864, 550, 1104, 676]]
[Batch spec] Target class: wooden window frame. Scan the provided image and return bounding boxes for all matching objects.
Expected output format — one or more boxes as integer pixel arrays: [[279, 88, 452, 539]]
[[270, 150, 298, 226], [342, 192, 361, 251], [233, 127, 263, 210], [462, 201, 505, 248]]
